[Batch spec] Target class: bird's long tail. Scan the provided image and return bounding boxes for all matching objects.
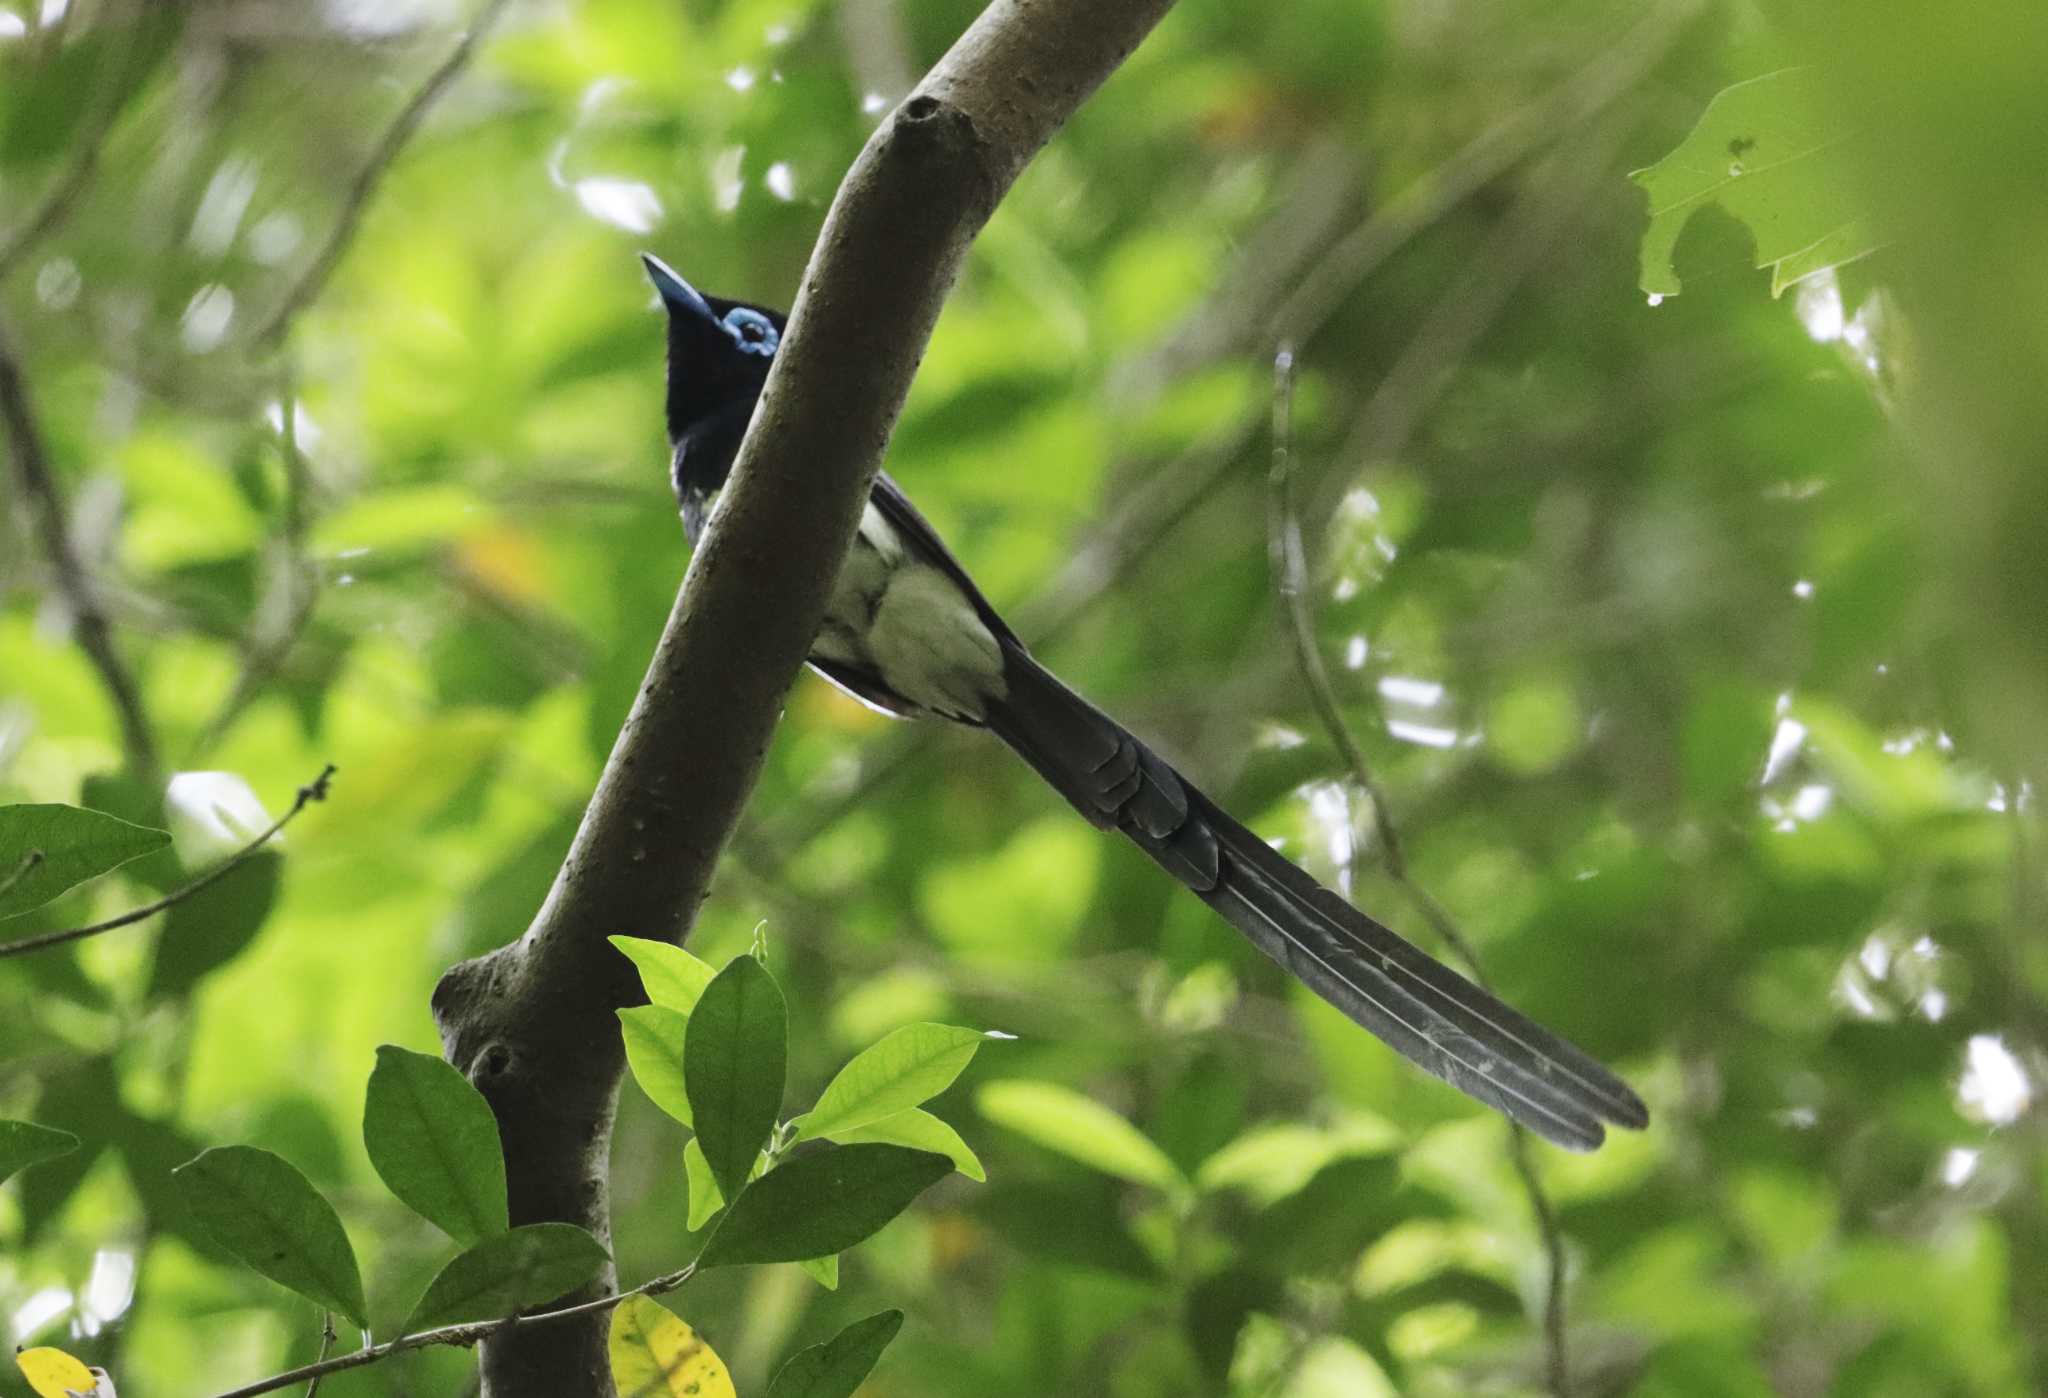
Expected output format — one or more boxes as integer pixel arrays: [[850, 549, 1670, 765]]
[[983, 642, 1648, 1151]]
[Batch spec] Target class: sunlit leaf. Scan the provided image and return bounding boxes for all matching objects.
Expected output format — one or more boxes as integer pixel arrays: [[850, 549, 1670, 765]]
[[976, 1080, 1185, 1192], [170, 1145, 368, 1328], [798, 1253, 839, 1290], [15, 1346, 97, 1398], [0, 1120, 81, 1187], [362, 1045, 508, 1245], [684, 955, 787, 1203], [827, 1108, 985, 1182], [608, 1295, 736, 1398], [797, 1023, 997, 1141], [765, 1310, 904, 1398], [0, 804, 169, 920], [683, 1135, 723, 1231], [1631, 68, 1878, 298], [620, 1005, 694, 1126], [610, 935, 719, 1012], [403, 1223, 608, 1331], [697, 1144, 952, 1268]]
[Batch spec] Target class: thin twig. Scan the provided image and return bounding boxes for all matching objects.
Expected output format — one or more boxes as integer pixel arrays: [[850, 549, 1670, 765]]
[[0, 850, 45, 900], [0, 765, 335, 960], [302, 1313, 337, 1398], [1265, 349, 1574, 1396], [205, 1265, 697, 1398], [249, 0, 517, 345], [0, 317, 159, 781]]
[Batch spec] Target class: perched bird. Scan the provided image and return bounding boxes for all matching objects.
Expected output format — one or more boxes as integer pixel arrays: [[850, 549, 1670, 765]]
[[643, 253, 1647, 1150]]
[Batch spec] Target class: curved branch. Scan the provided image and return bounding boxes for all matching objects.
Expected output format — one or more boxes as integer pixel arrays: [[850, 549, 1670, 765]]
[[0, 317, 159, 782], [250, 0, 516, 345], [0, 765, 334, 960], [205, 1264, 696, 1398], [428, 3, 1179, 1394]]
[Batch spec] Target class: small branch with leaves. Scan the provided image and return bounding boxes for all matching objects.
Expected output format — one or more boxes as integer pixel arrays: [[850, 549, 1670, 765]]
[[0, 766, 335, 960]]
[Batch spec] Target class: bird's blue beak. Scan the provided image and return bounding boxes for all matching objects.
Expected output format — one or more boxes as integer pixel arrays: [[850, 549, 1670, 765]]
[[640, 252, 717, 325]]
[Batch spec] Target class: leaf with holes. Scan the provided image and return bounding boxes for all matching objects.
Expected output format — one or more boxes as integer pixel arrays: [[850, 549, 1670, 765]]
[[608, 1295, 736, 1398]]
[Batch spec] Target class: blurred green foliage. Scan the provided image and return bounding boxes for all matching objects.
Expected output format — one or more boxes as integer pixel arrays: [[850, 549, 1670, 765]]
[[3, 0, 2046, 1394]]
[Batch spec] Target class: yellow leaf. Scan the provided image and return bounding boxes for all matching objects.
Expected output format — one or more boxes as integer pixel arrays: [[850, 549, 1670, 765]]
[[608, 1295, 736, 1398], [16, 1347, 98, 1398]]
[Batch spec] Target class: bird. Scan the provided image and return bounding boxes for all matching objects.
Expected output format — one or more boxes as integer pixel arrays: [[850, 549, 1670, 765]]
[[641, 253, 1648, 1151]]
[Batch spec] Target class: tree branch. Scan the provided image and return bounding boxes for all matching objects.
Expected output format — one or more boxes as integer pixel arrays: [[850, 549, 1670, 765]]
[[1266, 352, 1574, 1395], [204, 1265, 696, 1398], [249, 0, 516, 345], [0, 317, 159, 782], [0, 765, 334, 960], [427, 3, 1178, 1394]]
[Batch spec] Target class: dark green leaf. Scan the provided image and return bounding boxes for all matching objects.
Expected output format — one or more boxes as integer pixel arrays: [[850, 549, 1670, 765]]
[[171, 1145, 368, 1327], [765, 1309, 905, 1398], [0, 1120, 80, 1187], [362, 1045, 508, 1245], [146, 852, 282, 998], [697, 1144, 950, 1269], [0, 803, 170, 920], [684, 955, 786, 1204], [403, 1222, 608, 1332]]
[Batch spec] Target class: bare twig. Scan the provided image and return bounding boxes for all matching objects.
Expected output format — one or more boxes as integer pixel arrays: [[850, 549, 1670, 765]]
[[206, 1265, 696, 1398], [0, 317, 159, 781], [302, 1313, 337, 1398], [0, 765, 334, 960], [249, 0, 517, 344], [1265, 350, 1574, 1395]]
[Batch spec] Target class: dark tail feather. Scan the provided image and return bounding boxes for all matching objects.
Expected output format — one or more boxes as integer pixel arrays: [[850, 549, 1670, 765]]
[[984, 643, 1647, 1152]]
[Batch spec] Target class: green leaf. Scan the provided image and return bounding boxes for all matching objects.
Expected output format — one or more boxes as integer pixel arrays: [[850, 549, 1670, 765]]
[[1631, 68, 1878, 298], [403, 1222, 608, 1331], [976, 1080, 1185, 1191], [610, 935, 718, 1012], [171, 1145, 368, 1327], [684, 955, 787, 1204], [620, 1005, 694, 1126], [0, 1120, 81, 1187], [683, 1136, 723, 1231], [0, 803, 170, 920], [798, 1253, 839, 1290], [796, 1023, 996, 1141], [147, 852, 283, 998], [362, 1045, 508, 1245], [765, 1310, 905, 1398], [828, 1108, 985, 1182], [696, 1144, 951, 1268], [608, 1294, 737, 1398]]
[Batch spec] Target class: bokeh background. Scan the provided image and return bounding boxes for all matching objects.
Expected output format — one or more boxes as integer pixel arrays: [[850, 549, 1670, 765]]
[[4, 0, 2046, 1394]]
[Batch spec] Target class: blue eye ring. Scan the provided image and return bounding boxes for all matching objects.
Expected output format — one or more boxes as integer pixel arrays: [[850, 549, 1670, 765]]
[[723, 308, 779, 356]]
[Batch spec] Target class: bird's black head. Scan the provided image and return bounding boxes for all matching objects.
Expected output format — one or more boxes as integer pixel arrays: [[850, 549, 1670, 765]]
[[641, 253, 788, 498]]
